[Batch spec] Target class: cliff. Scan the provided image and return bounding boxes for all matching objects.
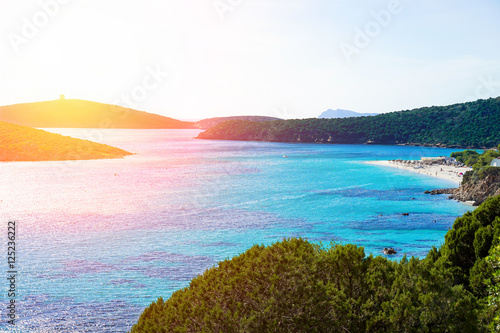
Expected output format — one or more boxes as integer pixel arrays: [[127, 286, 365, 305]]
[[432, 167, 500, 206], [450, 168, 500, 205]]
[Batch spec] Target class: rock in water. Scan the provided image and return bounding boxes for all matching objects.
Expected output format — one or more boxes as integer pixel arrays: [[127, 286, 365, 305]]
[[383, 248, 397, 255]]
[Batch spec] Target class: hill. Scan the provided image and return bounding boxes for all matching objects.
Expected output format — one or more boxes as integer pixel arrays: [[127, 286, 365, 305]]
[[0, 121, 132, 161], [318, 109, 378, 118], [130, 195, 500, 332], [197, 97, 500, 148], [0, 99, 196, 129], [194, 116, 281, 130]]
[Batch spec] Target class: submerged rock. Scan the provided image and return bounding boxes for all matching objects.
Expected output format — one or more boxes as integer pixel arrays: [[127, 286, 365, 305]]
[[383, 248, 397, 255]]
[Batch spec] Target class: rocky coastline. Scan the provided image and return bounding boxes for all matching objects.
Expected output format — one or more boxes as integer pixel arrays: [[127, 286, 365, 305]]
[[430, 172, 500, 206], [368, 159, 500, 206], [198, 130, 494, 150]]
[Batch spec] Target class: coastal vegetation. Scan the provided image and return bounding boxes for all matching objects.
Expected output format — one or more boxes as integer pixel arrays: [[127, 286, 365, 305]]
[[452, 146, 500, 170], [130, 196, 500, 333], [0, 121, 132, 161], [197, 97, 500, 148], [487, 242, 500, 331]]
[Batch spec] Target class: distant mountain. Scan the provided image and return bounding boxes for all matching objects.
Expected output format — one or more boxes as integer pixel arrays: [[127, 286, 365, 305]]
[[195, 116, 281, 130], [0, 99, 196, 129], [198, 97, 500, 149], [0, 121, 132, 161], [318, 109, 378, 118]]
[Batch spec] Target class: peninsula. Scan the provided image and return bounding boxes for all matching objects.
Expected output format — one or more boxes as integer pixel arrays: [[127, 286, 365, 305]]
[[0, 121, 132, 162]]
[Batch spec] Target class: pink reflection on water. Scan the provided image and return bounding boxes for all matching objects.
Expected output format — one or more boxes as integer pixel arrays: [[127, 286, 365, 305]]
[[0, 129, 225, 234]]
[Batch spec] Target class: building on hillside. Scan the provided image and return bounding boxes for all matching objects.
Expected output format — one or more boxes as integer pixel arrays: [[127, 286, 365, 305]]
[[491, 158, 500, 167], [444, 156, 456, 163]]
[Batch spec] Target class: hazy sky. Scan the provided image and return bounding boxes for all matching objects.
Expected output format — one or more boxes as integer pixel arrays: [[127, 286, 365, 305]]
[[1, 0, 500, 120]]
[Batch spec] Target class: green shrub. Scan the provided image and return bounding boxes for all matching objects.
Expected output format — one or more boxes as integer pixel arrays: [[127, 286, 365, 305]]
[[130, 196, 500, 333]]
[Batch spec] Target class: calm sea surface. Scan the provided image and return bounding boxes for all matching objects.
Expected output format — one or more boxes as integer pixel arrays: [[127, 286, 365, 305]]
[[0, 129, 473, 332]]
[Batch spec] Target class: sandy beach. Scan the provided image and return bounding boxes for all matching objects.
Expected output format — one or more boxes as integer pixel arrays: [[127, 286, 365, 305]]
[[367, 160, 472, 186]]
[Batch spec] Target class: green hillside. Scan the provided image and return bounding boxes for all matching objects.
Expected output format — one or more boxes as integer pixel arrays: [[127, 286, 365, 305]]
[[198, 97, 500, 148], [0, 121, 132, 161], [0, 99, 196, 129]]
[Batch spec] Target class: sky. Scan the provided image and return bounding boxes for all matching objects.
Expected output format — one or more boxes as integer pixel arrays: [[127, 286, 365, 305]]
[[1, 0, 500, 120]]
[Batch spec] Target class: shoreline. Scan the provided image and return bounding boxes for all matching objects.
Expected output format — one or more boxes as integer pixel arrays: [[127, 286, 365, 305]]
[[366, 160, 471, 185], [366, 160, 475, 206]]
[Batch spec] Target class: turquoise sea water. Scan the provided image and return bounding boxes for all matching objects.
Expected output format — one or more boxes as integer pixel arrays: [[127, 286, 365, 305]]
[[0, 129, 473, 332]]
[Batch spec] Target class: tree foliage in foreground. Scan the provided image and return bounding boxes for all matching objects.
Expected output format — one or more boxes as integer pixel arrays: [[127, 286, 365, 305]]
[[130, 196, 500, 332], [130, 241, 479, 332], [487, 242, 500, 332]]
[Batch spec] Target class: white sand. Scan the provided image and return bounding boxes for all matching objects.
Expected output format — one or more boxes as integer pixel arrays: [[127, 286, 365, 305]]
[[366, 160, 472, 186]]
